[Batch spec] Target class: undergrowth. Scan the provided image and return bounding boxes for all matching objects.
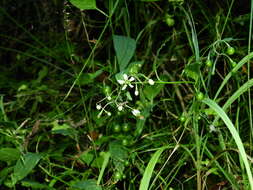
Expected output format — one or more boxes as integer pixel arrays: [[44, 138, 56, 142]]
[[0, 0, 253, 189]]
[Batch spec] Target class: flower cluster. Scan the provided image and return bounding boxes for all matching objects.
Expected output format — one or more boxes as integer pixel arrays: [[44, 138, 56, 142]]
[[95, 73, 155, 118]]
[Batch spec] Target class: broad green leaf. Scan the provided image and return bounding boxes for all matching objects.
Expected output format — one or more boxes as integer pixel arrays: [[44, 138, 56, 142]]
[[77, 70, 103, 85], [80, 151, 94, 165], [183, 62, 201, 82], [143, 83, 164, 101], [139, 146, 167, 190], [69, 0, 97, 10], [113, 35, 136, 71], [202, 98, 253, 189], [109, 141, 128, 172], [71, 179, 102, 190], [51, 121, 77, 137], [91, 156, 104, 168], [0, 148, 20, 162], [0, 166, 14, 184], [13, 153, 42, 183]]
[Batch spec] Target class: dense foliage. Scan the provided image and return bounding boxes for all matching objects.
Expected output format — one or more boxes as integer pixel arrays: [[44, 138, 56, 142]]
[[1, 0, 253, 189]]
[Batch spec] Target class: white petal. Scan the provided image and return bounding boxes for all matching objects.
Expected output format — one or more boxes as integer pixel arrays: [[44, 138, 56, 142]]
[[132, 109, 140, 116], [118, 105, 123, 111], [107, 112, 111, 116], [135, 90, 139, 96], [129, 84, 134, 88], [117, 80, 125, 85], [148, 79, 155, 85], [122, 84, 127, 90], [96, 104, 102, 110], [123, 74, 128, 80], [107, 96, 112, 101], [129, 77, 135, 81]]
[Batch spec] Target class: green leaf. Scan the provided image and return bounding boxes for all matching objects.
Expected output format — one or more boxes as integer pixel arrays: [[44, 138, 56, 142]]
[[139, 146, 167, 190], [0, 148, 21, 162], [13, 153, 42, 183], [71, 179, 102, 190], [183, 62, 201, 82], [143, 83, 164, 101], [202, 98, 253, 189], [109, 141, 128, 172], [77, 70, 103, 85], [140, 0, 160, 1], [80, 151, 94, 165], [69, 0, 97, 10], [113, 35, 136, 71], [51, 121, 77, 138], [21, 180, 55, 189]]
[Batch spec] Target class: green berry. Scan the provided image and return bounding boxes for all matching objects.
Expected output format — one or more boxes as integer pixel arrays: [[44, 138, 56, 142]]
[[205, 60, 212, 67], [114, 171, 122, 180], [122, 124, 131, 132], [113, 124, 121, 133], [226, 47, 235, 55], [231, 61, 237, 68], [196, 92, 204, 101], [103, 86, 111, 95], [122, 139, 129, 146], [165, 15, 175, 27], [124, 160, 130, 167], [179, 116, 186, 123]]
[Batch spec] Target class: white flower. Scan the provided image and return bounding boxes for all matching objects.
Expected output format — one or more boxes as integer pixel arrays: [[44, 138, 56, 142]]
[[209, 125, 216, 133], [107, 111, 111, 116], [134, 90, 139, 96], [96, 104, 102, 110], [118, 105, 123, 111], [117, 74, 135, 90], [107, 96, 112, 101], [148, 79, 155, 85], [132, 109, 140, 116]]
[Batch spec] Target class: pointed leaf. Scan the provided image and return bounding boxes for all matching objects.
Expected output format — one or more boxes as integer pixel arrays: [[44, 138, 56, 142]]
[[0, 148, 21, 162], [69, 0, 96, 10], [139, 146, 167, 190], [71, 179, 102, 190], [13, 153, 42, 183], [113, 35, 136, 71]]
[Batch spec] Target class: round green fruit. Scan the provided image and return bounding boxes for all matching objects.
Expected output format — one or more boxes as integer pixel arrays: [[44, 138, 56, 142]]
[[196, 92, 204, 101], [113, 124, 121, 133], [226, 47, 235, 55], [122, 139, 129, 146], [103, 86, 111, 95], [205, 60, 212, 67], [122, 124, 131, 132], [165, 15, 175, 27], [179, 116, 186, 123], [124, 160, 130, 167], [114, 171, 122, 180], [231, 61, 237, 68]]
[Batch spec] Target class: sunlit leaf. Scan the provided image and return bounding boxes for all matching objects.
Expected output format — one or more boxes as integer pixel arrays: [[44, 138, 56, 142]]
[[13, 153, 42, 183], [69, 0, 97, 10], [113, 35, 136, 71]]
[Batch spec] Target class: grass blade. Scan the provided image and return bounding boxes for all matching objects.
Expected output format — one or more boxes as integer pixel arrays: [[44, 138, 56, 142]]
[[202, 98, 253, 189], [214, 52, 253, 100], [139, 146, 167, 190]]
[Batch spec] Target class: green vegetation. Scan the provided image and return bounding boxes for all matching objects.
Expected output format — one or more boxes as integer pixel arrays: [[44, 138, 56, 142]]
[[1, 0, 253, 189]]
